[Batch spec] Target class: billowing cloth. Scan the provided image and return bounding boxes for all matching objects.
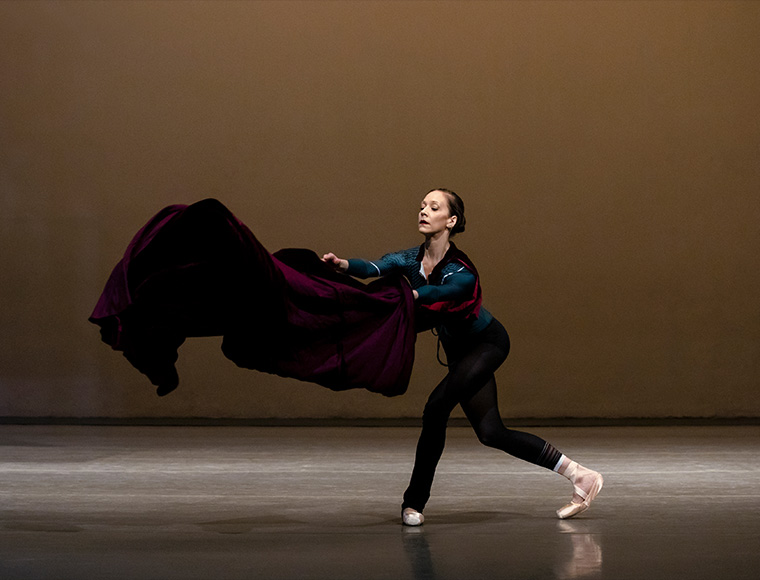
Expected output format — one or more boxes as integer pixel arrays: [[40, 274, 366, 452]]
[[89, 199, 416, 397]]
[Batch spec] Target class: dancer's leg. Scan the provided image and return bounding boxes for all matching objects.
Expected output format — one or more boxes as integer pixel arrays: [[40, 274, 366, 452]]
[[461, 377, 563, 469], [402, 336, 508, 513], [461, 379, 603, 519], [402, 374, 455, 513]]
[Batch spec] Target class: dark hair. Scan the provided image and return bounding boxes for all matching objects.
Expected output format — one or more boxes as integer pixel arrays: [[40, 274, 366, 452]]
[[431, 188, 466, 237]]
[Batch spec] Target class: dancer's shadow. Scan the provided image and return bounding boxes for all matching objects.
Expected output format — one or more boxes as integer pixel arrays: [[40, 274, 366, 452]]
[[196, 516, 306, 534], [428, 510, 515, 525]]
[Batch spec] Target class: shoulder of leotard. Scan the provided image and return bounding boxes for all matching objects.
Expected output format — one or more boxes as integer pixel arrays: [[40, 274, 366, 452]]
[[441, 251, 474, 272], [446, 245, 479, 274], [443, 259, 472, 271], [440, 261, 476, 283], [380, 246, 422, 265]]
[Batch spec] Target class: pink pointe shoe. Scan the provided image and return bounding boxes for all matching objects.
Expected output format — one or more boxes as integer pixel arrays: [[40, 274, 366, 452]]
[[557, 469, 604, 520]]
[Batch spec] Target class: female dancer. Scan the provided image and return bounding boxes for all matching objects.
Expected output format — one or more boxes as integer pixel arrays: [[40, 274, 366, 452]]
[[323, 188, 603, 525]]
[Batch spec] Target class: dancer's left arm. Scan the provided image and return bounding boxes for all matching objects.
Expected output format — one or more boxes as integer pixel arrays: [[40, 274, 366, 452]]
[[415, 270, 476, 304]]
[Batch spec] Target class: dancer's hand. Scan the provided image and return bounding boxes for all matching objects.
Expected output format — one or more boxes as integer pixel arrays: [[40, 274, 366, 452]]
[[413, 289, 419, 300], [321, 252, 348, 272]]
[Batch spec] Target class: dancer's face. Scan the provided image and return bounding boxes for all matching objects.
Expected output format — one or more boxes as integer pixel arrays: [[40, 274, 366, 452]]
[[418, 190, 457, 237]]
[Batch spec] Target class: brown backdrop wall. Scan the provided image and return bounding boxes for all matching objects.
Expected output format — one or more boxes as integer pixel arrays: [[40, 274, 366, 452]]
[[1, 1, 758, 419]]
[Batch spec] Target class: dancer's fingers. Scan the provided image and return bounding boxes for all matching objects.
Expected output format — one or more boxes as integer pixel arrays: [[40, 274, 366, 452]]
[[321, 253, 346, 270]]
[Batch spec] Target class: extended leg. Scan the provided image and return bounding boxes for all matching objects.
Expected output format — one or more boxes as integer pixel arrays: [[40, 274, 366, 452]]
[[462, 379, 603, 519], [461, 377, 563, 468]]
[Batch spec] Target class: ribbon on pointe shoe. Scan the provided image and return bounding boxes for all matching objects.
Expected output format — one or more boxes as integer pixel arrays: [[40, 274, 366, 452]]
[[556, 462, 604, 520]]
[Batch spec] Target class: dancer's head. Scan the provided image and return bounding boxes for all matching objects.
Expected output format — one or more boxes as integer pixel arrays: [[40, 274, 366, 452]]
[[418, 188, 466, 239]]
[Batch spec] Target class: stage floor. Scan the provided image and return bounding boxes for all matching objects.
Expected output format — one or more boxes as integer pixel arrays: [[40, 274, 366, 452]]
[[1, 425, 758, 579]]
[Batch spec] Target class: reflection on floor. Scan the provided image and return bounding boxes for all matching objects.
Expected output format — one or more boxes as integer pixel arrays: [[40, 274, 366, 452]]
[[1, 425, 758, 579]]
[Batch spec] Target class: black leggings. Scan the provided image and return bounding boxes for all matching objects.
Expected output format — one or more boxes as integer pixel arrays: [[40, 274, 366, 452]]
[[402, 319, 563, 512]]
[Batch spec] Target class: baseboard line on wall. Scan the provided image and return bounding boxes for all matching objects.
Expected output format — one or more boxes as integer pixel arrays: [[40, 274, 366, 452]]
[[1, 417, 759, 427]]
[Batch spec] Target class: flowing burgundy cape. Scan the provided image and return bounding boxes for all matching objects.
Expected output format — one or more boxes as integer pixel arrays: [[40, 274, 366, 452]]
[[89, 199, 416, 397]]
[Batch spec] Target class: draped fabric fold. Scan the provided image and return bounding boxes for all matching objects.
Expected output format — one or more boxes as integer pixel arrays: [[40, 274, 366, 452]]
[[89, 199, 416, 397]]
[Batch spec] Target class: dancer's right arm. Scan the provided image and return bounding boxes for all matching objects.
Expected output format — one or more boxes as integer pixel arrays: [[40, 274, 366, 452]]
[[321, 252, 396, 279]]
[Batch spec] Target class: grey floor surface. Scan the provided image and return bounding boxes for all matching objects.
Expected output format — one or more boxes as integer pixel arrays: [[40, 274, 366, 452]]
[[1, 425, 759, 580]]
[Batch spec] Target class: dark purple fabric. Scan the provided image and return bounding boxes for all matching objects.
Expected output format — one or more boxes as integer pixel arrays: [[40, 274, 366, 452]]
[[90, 199, 416, 396]]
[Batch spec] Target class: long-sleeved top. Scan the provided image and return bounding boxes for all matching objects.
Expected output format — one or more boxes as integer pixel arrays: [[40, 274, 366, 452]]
[[346, 244, 493, 338]]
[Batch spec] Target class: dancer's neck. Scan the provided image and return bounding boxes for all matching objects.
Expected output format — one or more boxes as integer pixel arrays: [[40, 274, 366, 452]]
[[423, 233, 450, 268]]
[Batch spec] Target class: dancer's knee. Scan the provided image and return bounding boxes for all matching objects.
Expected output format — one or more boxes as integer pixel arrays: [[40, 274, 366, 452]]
[[474, 424, 509, 450]]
